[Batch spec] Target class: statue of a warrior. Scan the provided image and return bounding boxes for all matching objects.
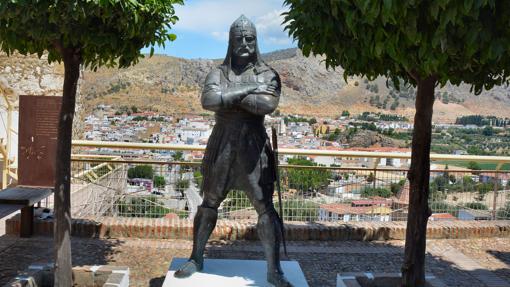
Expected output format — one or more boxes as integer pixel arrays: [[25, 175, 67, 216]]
[[174, 15, 292, 287]]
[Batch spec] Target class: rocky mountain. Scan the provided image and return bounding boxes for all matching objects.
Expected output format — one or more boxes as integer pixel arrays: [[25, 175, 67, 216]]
[[2, 48, 510, 123]]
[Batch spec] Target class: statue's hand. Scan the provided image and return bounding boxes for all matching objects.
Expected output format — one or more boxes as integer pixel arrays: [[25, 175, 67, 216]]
[[253, 84, 276, 94], [222, 84, 258, 107]]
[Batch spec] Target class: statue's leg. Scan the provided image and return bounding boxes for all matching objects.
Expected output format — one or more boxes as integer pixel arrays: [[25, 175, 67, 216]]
[[245, 183, 293, 287], [174, 190, 228, 278]]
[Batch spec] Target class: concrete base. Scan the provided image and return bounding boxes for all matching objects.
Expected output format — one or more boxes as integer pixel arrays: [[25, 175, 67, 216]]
[[337, 272, 447, 287], [163, 258, 309, 287]]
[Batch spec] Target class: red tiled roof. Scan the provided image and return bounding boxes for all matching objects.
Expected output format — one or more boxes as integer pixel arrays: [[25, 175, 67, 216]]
[[351, 199, 387, 205], [320, 203, 392, 215], [430, 213, 457, 221]]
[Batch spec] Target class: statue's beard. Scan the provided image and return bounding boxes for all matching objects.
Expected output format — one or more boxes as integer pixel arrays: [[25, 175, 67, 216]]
[[232, 53, 256, 70]]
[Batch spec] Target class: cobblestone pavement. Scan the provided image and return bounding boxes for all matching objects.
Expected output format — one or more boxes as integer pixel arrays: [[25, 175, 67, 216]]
[[0, 235, 509, 287]]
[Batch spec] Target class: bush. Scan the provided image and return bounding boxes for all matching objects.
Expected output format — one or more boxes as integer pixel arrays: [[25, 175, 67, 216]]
[[116, 196, 187, 219], [286, 157, 331, 192], [176, 179, 190, 191], [361, 187, 393, 198], [153, 175, 165, 188], [496, 203, 510, 219], [390, 179, 406, 195], [467, 161, 481, 170], [128, 165, 153, 179], [274, 200, 319, 222], [465, 202, 488, 210]]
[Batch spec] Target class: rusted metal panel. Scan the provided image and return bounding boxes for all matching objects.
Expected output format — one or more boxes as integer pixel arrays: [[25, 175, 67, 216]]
[[18, 95, 61, 187]]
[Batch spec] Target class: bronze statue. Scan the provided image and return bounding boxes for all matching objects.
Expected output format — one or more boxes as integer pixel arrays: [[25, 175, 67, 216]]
[[174, 15, 292, 287]]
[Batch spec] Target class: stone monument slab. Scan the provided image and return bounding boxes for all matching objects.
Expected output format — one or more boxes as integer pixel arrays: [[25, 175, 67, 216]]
[[164, 258, 309, 287], [18, 95, 61, 187]]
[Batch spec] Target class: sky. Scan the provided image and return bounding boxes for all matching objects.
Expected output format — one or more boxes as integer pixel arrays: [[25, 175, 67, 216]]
[[141, 0, 297, 59]]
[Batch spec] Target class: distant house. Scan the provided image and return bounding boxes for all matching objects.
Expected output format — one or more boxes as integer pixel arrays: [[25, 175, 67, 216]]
[[319, 199, 392, 222], [479, 172, 510, 187], [128, 178, 153, 193], [458, 209, 491, 220], [429, 213, 457, 221]]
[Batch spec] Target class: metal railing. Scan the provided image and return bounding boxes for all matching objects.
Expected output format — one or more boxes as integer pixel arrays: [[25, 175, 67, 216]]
[[56, 140, 510, 223]]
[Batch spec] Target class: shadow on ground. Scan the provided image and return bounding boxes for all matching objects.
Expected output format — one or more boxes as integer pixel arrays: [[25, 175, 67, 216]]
[[0, 234, 123, 285], [1, 233, 509, 286]]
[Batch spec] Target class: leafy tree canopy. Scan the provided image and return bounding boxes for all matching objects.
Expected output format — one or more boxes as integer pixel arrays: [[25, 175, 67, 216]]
[[0, 0, 182, 69], [283, 0, 510, 93], [128, 165, 154, 179]]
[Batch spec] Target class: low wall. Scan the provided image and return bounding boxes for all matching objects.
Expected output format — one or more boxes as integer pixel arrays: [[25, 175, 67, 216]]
[[6, 216, 510, 241]]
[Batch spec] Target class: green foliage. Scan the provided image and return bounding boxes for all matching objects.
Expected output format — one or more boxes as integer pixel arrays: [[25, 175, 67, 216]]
[[283, 0, 510, 93], [0, 0, 183, 69], [429, 201, 459, 217], [465, 202, 488, 210], [390, 179, 406, 194], [153, 175, 165, 188], [284, 115, 310, 124], [456, 115, 509, 127], [357, 112, 407, 122], [467, 161, 482, 170], [274, 200, 319, 221], [496, 202, 510, 219], [482, 126, 494, 136], [176, 179, 189, 190], [127, 165, 153, 179], [361, 187, 393, 198], [308, 118, 317, 125], [173, 151, 184, 161], [286, 157, 331, 192], [117, 196, 187, 218], [193, 170, 203, 188], [341, 110, 350, 117], [132, 116, 148, 121], [366, 172, 375, 183]]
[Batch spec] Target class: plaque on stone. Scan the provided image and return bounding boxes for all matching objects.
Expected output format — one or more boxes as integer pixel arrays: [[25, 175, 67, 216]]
[[18, 95, 61, 187]]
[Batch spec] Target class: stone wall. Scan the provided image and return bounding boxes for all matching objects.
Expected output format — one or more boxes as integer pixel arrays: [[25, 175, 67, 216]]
[[6, 216, 510, 241]]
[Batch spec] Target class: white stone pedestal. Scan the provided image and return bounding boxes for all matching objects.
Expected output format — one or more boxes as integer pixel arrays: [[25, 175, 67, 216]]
[[163, 258, 309, 287]]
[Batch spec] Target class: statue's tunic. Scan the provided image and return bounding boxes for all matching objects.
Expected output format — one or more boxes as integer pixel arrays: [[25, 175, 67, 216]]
[[200, 64, 280, 205]]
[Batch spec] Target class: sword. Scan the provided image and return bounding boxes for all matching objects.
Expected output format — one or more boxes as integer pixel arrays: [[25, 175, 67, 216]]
[[271, 126, 287, 257]]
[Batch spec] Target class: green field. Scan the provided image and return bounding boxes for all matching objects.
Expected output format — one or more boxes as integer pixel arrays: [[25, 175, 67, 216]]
[[434, 161, 510, 171]]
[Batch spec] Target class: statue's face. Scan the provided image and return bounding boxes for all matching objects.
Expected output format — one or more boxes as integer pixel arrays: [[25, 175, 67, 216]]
[[232, 31, 256, 59]]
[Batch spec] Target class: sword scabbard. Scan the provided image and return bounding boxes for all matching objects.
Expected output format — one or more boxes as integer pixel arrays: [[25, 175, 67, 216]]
[[271, 126, 288, 257]]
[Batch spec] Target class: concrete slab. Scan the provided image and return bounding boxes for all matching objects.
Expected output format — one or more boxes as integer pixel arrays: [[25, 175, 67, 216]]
[[163, 258, 309, 287]]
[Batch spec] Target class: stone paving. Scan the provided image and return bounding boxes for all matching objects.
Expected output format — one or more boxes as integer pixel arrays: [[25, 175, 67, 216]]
[[0, 235, 509, 287]]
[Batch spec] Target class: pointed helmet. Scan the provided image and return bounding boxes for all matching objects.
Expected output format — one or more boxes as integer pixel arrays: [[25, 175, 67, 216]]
[[220, 15, 268, 77]]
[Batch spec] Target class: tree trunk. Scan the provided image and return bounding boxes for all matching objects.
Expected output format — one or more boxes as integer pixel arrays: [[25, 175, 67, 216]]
[[402, 76, 436, 287], [54, 47, 81, 287]]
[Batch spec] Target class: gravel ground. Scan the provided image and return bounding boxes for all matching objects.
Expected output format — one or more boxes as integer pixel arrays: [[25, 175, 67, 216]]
[[0, 235, 508, 287]]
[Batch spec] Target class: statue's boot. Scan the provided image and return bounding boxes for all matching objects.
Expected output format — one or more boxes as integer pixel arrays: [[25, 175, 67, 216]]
[[174, 206, 218, 278], [258, 210, 293, 287]]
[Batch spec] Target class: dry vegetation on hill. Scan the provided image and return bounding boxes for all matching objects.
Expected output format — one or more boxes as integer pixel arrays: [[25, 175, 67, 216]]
[[2, 49, 510, 123]]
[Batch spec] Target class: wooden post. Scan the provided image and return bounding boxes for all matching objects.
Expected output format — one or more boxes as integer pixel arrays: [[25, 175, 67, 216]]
[[20, 205, 34, 237]]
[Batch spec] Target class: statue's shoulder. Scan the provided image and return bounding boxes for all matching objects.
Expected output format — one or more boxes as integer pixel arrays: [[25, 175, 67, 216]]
[[257, 64, 281, 87], [204, 67, 223, 84]]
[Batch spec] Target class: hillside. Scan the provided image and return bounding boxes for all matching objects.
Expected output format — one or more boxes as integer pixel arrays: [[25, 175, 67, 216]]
[[2, 49, 510, 123], [80, 48, 510, 122]]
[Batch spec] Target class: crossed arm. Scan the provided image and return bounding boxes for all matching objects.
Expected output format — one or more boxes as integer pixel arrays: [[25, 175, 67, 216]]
[[201, 69, 280, 115]]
